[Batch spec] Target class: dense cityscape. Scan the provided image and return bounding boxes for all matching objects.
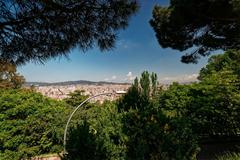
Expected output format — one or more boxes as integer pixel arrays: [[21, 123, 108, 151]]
[[35, 84, 131, 102]]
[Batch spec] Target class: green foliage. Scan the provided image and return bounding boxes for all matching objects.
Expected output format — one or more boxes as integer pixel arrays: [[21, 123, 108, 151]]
[[190, 73, 240, 137], [117, 84, 143, 111], [0, 89, 70, 160], [216, 152, 240, 160], [118, 71, 199, 159], [2, 58, 239, 160], [63, 102, 127, 160], [64, 90, 89, 108], [158, 51, 240, 138], [63, 121, 107, 160], [64, 86, 199, 160], [122, 106, 199, 160], [158, 82, 192, 117], [118, 71, 159, 111], [151, 72, 158, 97], [150, 0, 240, 63], [140, 71, 151, 98], [0, 0, 138, 65], [199, 50, 240, 81], [191, 51, 240, 137], [159, 79, 240, 138], [0, 60, 25, 89]]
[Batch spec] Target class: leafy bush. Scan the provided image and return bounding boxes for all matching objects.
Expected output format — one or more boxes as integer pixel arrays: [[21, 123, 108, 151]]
[[158, 82, 191, 117], [122, 106, 199, 160], [188, 74, 240, 137], [118, 71, 160, 112], [158, 51, 240, 138], [63, 101, 127, 160], [198, 50, 240, 81], [63, 121, 107, 160], [0, 89, 70, 160], [119, 72, 199, 160], [64, 90, 89, 108], [159, 81, 240, 138]]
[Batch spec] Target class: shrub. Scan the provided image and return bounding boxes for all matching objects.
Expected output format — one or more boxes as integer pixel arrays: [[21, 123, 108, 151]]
[[159, 81, 240, 139], [122, 105, 199, 160], [118, 71, 160, 112], [63, 101, 127, 160], [119, 72, 200, 160], [63, 121, 107, 160], [158, 51, 240, 139], [0, 89, 70, 160], [63, 90, 89, 108]]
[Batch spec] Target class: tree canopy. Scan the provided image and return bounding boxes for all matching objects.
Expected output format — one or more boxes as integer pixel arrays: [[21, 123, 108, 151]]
[[0, 0, 138, 65], [198, 49, 240, 80], [0, 60, 25, 89], [118, 71, 160, 111], [64, 90, 89, 108], [150, 0, 240, 63], [0, 89, 70, 159], [158, 50, 240, 138]]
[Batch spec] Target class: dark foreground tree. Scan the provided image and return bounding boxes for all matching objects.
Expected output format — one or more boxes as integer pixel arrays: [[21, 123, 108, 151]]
[[150, 0, 240, 63], [0, 0, 138, 65]]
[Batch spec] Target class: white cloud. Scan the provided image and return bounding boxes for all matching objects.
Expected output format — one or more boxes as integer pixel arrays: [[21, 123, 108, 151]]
[[127, 72, 132, 77], [104, 75, 117, 82], [126, 72, 135, 81], [160, 74, 199, 84], [111, 75, 117, 80]]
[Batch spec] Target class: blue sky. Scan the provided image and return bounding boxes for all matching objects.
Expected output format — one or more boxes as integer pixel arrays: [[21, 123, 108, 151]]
[[19, 0, 211, 83]]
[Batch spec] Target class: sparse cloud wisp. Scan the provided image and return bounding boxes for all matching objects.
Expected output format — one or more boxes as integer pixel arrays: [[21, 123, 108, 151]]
[[126, 72, 135, 81], [111, 75, 117, 80], [104, 75, 117, 82], [160, 74, 199, 84]]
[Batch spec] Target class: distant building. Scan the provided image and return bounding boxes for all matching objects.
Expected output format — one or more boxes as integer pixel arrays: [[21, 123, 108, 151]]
[[36, 84, 130, 103]]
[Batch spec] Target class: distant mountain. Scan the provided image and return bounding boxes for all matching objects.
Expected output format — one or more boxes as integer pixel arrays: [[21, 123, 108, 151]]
[[24, 80, 130, 86]]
